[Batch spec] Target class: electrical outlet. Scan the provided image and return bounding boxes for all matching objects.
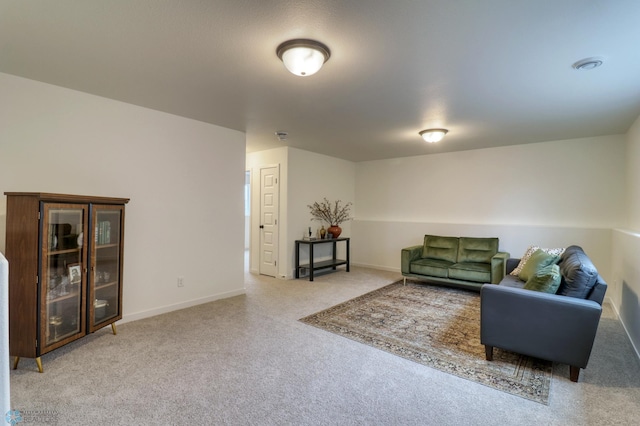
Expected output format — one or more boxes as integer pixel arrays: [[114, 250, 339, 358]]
[[177, 277, 184, 287]]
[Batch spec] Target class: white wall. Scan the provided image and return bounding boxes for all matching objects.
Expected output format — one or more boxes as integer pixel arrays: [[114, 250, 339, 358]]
[[353, 135, 627, 284], [610, 114, 640, 357], [627, 116, 640, 231], [0, 73, 246, 323], [611, 229, 640, 357], [246, 147, 356, 279], [287, 148, 356, 277]]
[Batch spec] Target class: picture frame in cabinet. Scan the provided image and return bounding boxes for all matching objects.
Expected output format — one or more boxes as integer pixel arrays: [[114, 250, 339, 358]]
[[68, 263, 82, 284]]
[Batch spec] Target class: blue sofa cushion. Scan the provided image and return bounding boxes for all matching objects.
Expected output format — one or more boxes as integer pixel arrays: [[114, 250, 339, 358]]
[[498, 274, 526, 289], [422, 235, 459, 263], [410, 258, 453, 278], [457, 237, 498, 264], [557, 245, 598, 299]]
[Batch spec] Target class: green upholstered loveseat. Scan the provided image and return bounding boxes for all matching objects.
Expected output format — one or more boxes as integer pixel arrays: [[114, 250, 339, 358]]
[[401, 235, 509, 291]]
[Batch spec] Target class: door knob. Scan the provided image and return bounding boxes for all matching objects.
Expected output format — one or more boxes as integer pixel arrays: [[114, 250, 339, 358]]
[[259, 225, 264, 229]]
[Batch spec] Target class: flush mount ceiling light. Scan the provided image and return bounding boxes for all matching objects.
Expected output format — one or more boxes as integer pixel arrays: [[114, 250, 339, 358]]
[[572, 57, 604, 71], [276, 39, 331, 76], [419, 128, 448, 143]]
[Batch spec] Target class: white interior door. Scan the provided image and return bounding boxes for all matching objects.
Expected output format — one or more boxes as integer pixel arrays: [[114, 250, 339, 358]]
[[259, 166, 279, 277]]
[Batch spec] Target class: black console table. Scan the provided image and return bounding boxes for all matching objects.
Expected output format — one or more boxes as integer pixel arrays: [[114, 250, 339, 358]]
[[295, 237, 350, 281]]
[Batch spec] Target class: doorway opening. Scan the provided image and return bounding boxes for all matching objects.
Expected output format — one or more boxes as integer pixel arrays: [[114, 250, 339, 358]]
[[244, 170, 250, 272]]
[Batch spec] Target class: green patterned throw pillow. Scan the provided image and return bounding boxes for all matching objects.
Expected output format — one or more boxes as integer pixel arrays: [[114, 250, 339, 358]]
[[510, 245, 565, 276], [518, 249, 560, 282], [523, 264, 562, 293]]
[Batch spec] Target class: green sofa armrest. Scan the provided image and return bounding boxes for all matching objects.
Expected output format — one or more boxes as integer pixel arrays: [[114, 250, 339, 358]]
[[401, 245, 423, 274], [490, 251, 510, 284]]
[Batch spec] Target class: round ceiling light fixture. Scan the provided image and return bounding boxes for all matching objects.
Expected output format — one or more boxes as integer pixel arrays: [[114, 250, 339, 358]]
[[419, 128, 448, 143], [276, 39, 331, 77], [572, 57, 604, 71]]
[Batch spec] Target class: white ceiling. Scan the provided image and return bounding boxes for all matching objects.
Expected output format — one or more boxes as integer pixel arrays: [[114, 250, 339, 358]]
[[2, 0, 640, 162]]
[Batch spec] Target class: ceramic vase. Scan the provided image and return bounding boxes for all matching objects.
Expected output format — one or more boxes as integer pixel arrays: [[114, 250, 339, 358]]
[[328, 225, 342, 239]]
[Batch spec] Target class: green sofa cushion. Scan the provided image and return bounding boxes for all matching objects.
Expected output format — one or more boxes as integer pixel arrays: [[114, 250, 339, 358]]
[[518, 249, 560, 282], [523, 264, 562, 293], [422, 235, 459, 263], [410, 258, 453, 278], [457, 237, 498, 264], [448, 262, 492, 283]]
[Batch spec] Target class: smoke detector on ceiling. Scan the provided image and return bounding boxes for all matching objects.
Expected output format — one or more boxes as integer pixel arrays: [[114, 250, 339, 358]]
[[275, 131, 288, 141], [572, 57, 604, 71]]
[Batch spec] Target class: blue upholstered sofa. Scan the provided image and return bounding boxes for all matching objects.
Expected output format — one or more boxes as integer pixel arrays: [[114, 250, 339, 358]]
[[401, 235, 510, 291], [480, 245, 607, 382]]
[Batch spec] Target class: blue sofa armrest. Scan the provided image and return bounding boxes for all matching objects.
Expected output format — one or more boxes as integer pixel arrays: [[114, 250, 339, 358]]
[[480, 284, 602, 371], [401, 245, 423, 275], [490, 252, 510, 284]]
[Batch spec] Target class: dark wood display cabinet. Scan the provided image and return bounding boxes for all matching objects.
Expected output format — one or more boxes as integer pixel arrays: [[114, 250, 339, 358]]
[[4, 192, 129, 372]]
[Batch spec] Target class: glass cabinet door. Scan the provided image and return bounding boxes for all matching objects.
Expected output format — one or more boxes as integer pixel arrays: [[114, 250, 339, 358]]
[[89, 205, 124, 331], [41, 203, 87, 349]]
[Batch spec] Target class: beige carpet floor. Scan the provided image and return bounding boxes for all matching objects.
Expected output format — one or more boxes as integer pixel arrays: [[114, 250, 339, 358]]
[[300, 280, 552, 404], [7, 264, 640, 425]]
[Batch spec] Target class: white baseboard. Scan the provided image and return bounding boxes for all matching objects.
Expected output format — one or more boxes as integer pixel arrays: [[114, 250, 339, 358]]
[[120, 288, 246, 324], [609, 299, 640, 362], [351, 262, 400, 273]]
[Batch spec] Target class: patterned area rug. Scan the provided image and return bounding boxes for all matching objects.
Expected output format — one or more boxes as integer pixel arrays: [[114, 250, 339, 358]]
[[300, 280, 552, 404]]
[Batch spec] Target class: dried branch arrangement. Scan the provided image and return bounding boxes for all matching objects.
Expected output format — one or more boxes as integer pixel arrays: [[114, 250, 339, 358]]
[[307, 198, 352, 226]]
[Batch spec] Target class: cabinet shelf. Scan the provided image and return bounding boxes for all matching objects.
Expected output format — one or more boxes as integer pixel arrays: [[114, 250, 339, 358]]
[[96, 243, 119, 250], [298, 259, 348, 270], [46, 289, 81, 303], [46, 247, 81, 256], [95, 281, 117, 290], [47, 328, 79, 344]]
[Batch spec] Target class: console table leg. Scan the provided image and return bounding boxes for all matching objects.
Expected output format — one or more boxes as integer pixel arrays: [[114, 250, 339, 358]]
[[295, 241, 300, 279], [309, 244, 314, 281], [35, 357, 43, 373], [13, 356, 20, 370], [111, 323, 117, 335], [346, 239, 350, 272], [332, 241, 337, 270]]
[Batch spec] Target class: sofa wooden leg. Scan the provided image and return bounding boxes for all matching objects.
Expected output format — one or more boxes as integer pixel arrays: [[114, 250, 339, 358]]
[[570, 366, 580, 382], [485, 345, 493, 361]]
